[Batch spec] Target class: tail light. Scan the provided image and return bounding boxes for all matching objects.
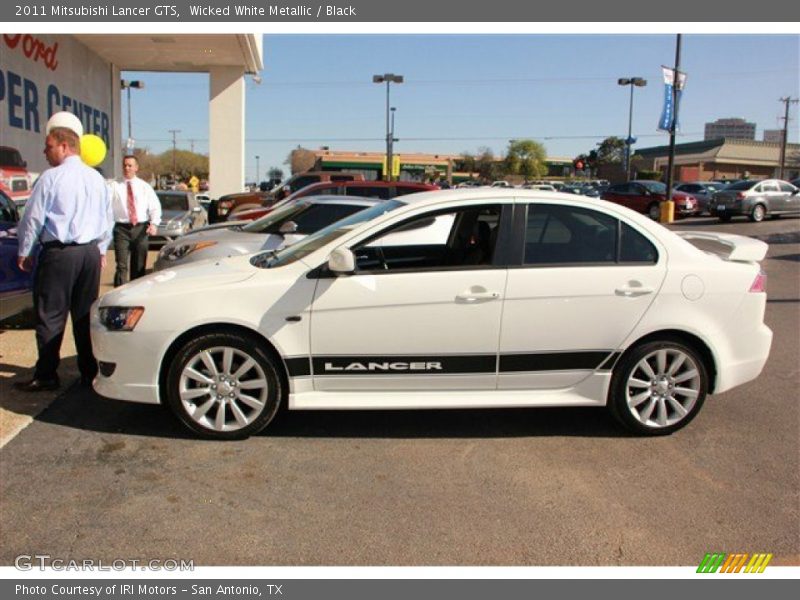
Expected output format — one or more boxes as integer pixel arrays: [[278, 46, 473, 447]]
[[737, 192, 746, 200], [749, 270, 767, 293]]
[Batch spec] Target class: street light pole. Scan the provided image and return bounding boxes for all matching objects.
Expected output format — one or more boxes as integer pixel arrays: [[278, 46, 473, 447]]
[[373, 73, 403, 181], [120, 79, 144, 153], [255, 155, 260, 185], [617, 77, 647, 181]]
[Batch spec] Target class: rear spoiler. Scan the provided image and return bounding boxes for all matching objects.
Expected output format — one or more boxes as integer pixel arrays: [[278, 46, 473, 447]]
[[675, 231, 768, 262]]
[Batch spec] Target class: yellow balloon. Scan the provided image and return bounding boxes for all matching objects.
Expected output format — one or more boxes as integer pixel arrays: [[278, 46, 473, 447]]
[[80, 134, 107, 167]]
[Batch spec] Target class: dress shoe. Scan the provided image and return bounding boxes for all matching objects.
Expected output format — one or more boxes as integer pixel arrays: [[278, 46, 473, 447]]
[[13, 378, 60, 392]]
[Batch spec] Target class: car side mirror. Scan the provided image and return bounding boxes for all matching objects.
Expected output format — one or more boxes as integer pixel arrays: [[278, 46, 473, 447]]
[[328, 247, 355, 275], [279, 221, 298, 234]]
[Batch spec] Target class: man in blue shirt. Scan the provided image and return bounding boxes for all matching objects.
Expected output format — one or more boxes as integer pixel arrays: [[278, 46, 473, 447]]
[[14, 115, 113, 392]]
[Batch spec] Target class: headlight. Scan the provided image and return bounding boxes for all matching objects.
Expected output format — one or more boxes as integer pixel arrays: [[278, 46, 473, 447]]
[[167, 221, 182, 230], [159, 241, 217, 261], [99, 306, 145, 331]]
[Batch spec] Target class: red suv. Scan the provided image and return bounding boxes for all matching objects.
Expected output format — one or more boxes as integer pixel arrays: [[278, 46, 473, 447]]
[[0, 147, 33, 207], [228, 180, 439, 222], [601, 180, 698, 220]]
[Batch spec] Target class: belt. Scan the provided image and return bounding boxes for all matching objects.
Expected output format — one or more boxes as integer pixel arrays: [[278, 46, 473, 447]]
[[115, 221, 149, 227], [41, 240, 94, 249]]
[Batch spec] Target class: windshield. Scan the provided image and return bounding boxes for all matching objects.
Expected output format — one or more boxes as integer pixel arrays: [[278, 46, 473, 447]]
[[639, 181, 667, 194], [158, 193, 189, 212], [241, 201, 366, 235], [252, 199, 405, 269]]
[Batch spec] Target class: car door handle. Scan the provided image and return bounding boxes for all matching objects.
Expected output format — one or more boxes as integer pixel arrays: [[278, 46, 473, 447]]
[[615, 282, 655, 297], [456, 289, 500, 302]]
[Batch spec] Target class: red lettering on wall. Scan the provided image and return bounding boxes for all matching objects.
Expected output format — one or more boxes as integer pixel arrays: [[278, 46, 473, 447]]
[[3, 34, 59, 71]]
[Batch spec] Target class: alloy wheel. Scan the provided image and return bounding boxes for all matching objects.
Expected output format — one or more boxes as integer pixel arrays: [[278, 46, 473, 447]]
[[178, 346, 270, 432], [624, 348, 701, 429]]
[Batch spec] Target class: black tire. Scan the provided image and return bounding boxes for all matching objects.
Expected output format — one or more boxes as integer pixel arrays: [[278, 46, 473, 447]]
[[608, 338, 708, 436], [749, 204, 766, 222], [647, 202, 661, 221], [165, 332, 282, 440], [718, 213, 732, 223]]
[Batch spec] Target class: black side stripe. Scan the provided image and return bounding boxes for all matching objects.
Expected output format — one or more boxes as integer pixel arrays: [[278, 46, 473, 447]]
[[285, 352, 619, 377], [285, 357, 311, 377], [312, 355, 495, 376], [500, 352, 612, 373]]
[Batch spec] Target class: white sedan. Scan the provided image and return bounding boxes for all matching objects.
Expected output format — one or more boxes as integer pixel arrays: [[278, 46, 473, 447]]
[[91, 190, 772, 439]]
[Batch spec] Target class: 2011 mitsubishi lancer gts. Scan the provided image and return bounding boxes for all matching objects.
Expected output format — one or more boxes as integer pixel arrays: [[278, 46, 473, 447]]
[[91, 189, 773, 439]]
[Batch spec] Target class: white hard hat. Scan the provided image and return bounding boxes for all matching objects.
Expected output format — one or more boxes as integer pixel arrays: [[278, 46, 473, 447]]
[[45, 111, 84, 138]]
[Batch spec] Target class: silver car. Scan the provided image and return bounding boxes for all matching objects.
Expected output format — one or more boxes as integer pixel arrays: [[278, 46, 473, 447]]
[[709, 179, 800, 222], [154, 195, 389, 270], [674, 181, 724, 214], [151, 191, 208, 244]]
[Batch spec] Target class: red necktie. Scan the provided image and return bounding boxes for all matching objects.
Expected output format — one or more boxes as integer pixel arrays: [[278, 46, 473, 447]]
[[127, 181, 138, 226]]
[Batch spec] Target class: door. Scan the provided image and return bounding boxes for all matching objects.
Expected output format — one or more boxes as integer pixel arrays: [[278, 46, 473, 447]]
[[498, 203, 667, 390], [309, 203, 509, 392]]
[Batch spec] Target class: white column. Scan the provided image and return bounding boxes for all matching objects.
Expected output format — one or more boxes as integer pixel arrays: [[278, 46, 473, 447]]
[[209, 66, 245, 198], [110, 64, 122, 180]]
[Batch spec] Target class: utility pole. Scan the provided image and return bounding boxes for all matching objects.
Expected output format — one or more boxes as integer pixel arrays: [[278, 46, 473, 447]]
[[778, 96, 798, 179], [663, 33, 683, 223], [168, 129, 180, 176]]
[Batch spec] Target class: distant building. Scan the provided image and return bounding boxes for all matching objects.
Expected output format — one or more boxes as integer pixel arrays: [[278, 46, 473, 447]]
[[704, 118, 756, 141], [764, 129, 785, 144], [632, 138, 800, 182]]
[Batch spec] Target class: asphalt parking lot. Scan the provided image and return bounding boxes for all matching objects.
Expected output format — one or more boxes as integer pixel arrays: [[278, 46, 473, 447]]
[[1, 215, 798, 567]]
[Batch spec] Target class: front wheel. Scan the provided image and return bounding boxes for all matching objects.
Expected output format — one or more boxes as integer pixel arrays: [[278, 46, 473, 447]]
[[608, 339, 708, 436], [165, 332, 282, 439]]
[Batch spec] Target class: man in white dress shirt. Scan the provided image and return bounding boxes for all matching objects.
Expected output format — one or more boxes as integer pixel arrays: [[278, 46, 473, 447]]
[[111, 155, 161, 286]]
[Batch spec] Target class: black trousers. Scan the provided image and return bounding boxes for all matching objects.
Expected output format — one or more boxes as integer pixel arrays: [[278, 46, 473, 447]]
[[33, 243, 101, 381], [113, 222, 149, 287]]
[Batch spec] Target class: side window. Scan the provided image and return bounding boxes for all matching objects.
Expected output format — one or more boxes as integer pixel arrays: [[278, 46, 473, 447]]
[[290, 204, 364, 234], [762, 182, 779, 192], [354, 204, 502, 272], [779, 182, 797, 193], [607, 183, 628, 194], [0, 193, 17, 223], [620, 223, 658, 263], [524, 205, 617, 265], [292, 176, 317, 190], [524, 205, 657, 266]]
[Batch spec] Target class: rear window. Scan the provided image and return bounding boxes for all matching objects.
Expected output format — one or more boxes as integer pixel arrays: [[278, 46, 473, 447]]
[[345, 186, 392, 200]]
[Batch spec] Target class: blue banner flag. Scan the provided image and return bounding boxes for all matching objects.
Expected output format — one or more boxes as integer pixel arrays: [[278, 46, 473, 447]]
[[658, 66, 687, 132]]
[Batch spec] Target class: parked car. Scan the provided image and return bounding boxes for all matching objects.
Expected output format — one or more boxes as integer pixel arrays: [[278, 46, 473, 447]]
[[154, 196, 392, 270], [150, 191, 208, 245], [601, 180, 698, 219], [522, 184, 557, 192], [709, 179, 800, 222], [0, 146, 33, 209], [491, 181, 512, 187], [673, 181, 725, 214], [92, 189, 772, 440], [214, 172, 366, 221], [227, 180, 439, 222], [0, 189, 34, 323]]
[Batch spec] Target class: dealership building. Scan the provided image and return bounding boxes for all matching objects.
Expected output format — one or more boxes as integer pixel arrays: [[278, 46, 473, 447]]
[[1, 34, 261, 198]]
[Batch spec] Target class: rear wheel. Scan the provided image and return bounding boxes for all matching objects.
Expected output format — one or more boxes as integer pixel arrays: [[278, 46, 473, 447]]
[[647, 202, 661, 221], [608, 339, 708, 436], [165, 332, 282, 439], [749, 204, 766, 222]]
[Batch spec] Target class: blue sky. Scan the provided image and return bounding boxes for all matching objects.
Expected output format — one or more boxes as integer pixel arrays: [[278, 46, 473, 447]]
[[123, 34, 799, 181]]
